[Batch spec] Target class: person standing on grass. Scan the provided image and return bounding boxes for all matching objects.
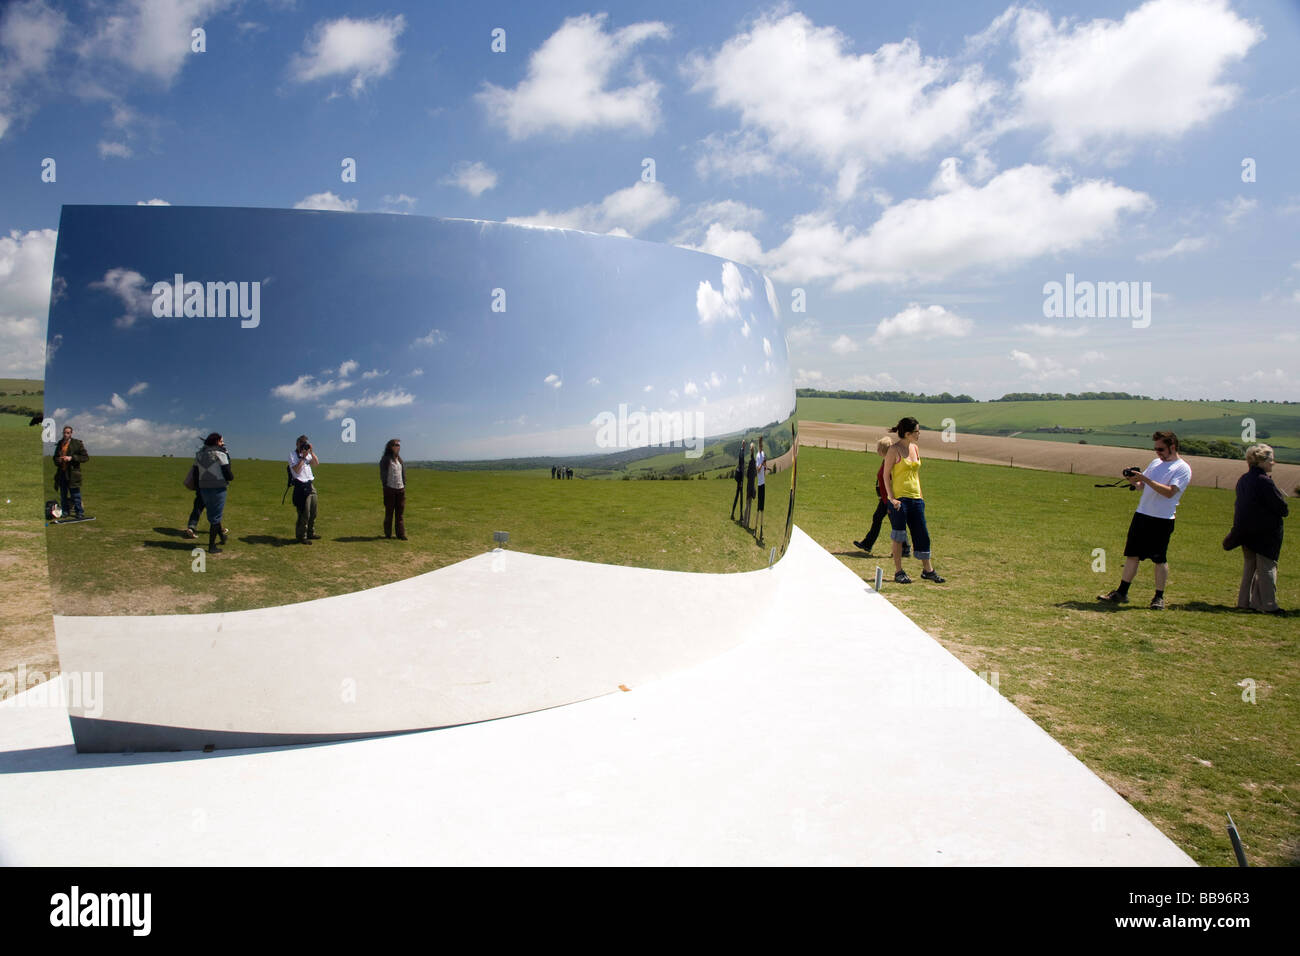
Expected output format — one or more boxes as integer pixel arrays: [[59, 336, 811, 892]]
[[855, 434, 910, 558], [290, 434, 320, 545], [1224, 444, 1288, 615], [183, 484, 227, 541], [754, 436, 768, 542], [194, 433, 232, 554], [731, 440, 747, 521], [881, 417, 944, 584], [744, 442, 757, 529], [380, 438, 407, 540], [52, 425, 88, 519], [1098, 430, 1191, 611]]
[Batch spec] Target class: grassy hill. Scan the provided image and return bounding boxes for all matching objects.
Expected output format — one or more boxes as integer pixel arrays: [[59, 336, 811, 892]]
[[797, 396, 1300, 462]]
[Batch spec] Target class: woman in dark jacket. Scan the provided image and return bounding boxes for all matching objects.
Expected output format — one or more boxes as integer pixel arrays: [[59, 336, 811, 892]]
[[380, 438, 406, 540], [194, 433, 233, 554], [1226, 444, 1289, 613]]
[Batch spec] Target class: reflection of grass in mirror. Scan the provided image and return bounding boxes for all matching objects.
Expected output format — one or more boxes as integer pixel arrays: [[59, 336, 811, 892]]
[[44, 454, 792, 616], [794, 445, 1298, 867]]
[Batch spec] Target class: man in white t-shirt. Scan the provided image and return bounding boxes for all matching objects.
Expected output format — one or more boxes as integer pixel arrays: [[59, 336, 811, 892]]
[[1098, 431, 1192, 610], [754, 436, 768, 542]]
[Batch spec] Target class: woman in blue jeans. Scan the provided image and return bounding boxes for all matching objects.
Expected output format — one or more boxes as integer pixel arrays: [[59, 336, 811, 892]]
[[881, 417, 944, 584], [194, 432, 233, 554]]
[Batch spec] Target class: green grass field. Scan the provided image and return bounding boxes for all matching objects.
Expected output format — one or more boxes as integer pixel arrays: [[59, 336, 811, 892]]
[[42, 452, 793, 615], [798, 397, 1300, 462], [4, 398, 1297, 865], [796, 445, 1298, 867]]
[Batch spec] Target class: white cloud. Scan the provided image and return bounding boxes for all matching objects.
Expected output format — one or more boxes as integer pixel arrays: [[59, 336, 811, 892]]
[[870, 304, 973, 345], [0, 228, 56, 375], [338, 359, 358, 378], [688, 11, 997, 179], [442, 161, 498, 197], [98, 140, 132, 158], [270, 374, 353, 402], [683, 381, 698, 396], [785, 320, 818, 344], [1080, 351, 1106, 363], [696, 261, 753, 325], [1138, 236, 1210, 262], [361, 368, 387, 379], [765, 165, 1151, 289], [410, 368, 423, 377], [509, 181, 677, 236], [795, 369, 824, 385], [544, 373, 562, 389], [681, 223, 766, 267], [762, 337, 773, 357], [126, 381, 148, 395], [323, 388, 415, 420], [294, 191, 358, 212], [280, 411, 296, 424], [61, 412, 200, 455], [830, 334, 859, 354], [587, 377, 600, 386], [478, 13, 669, 139], [1002, 0, 1263, 158], [82, 0, 232, 86], [1222, 195, 1257, 226], [136, 198, 170, 206], [0, 0, 66, 140], [97, 392, 129, 414], [290, 14, 405, 96], [90, 267, 154, 328], [1016, 323, 1090, 338], [413, 328, 445, 347], [1009, 349, 1079, 380], [381, 194, 417, 212]]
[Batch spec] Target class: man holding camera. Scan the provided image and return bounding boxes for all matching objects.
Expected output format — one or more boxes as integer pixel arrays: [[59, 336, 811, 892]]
[[1098, 431, 1192, 610], [290, 435, 320, 545]]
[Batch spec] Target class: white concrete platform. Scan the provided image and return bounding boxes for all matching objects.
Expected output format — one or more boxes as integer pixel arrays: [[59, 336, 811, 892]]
[[0, 527, 1194, 865]]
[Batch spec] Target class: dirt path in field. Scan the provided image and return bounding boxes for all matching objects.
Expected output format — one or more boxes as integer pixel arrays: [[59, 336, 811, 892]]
[[799, 420, 1300, 493]]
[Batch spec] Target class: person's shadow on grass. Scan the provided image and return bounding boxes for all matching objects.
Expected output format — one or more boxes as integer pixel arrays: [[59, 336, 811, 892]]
[[335, 535, 387, 542], [144, 528, 198, 550], [241, 534, 297, 547], [1056, 600, 1134, 613]]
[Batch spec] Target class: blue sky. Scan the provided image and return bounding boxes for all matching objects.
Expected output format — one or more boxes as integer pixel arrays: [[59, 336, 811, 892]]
[[3, 0, 1298, 419], [43, 205, 792, 459]]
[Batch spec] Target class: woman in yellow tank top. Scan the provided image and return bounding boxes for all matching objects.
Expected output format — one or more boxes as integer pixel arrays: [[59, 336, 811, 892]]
[[881, 416, 945, 585]]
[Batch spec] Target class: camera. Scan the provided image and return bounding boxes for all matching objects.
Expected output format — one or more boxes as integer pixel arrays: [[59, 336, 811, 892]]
[[1122, 466, 1142, 478]]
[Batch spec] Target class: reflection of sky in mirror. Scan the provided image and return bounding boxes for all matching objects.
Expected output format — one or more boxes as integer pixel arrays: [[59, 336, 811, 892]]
[[46, 206, 794, 462]]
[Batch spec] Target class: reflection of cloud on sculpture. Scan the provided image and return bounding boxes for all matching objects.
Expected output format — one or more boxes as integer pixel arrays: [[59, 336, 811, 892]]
[[91, 267, 153, 328], [45, 207, 795, 463]]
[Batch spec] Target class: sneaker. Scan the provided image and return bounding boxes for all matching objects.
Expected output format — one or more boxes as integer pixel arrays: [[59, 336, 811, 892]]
[[852, 539, 867, 551], [182, 527, 197, 539], [894, 571, 912, 584], [1097, 589, 1129, 603], [921, 570, 946, 583], [1149, 596, 1164, 610]]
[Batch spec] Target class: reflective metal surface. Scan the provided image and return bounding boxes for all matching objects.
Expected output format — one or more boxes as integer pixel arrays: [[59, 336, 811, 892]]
[[44, 205, 797, 614]]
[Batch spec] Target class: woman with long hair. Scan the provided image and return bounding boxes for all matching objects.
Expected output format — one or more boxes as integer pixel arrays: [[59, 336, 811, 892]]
[[194, 432, 233, 554], [881, 417, 944, 584], [380, 438, 407, 540]]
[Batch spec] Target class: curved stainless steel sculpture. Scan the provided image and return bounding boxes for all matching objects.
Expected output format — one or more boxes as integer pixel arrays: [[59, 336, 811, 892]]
[[43, 205, 797, 750]]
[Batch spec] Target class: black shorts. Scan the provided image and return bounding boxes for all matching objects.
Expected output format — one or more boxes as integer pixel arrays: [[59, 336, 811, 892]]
[[757, 485, 766, 510], [1124, 512, 1175, 563]]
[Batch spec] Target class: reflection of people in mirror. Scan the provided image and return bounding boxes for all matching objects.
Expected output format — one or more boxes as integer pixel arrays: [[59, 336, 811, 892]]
[[731, 440, 747, 520], [290, 434, 320, 544], [53, 425, 89, 519], [755, 436, 768, 542], [195, 432, 232, 554], [744, 443, 757, 528], [380, 438, 407, 540], [883, 417, 944, 584]]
